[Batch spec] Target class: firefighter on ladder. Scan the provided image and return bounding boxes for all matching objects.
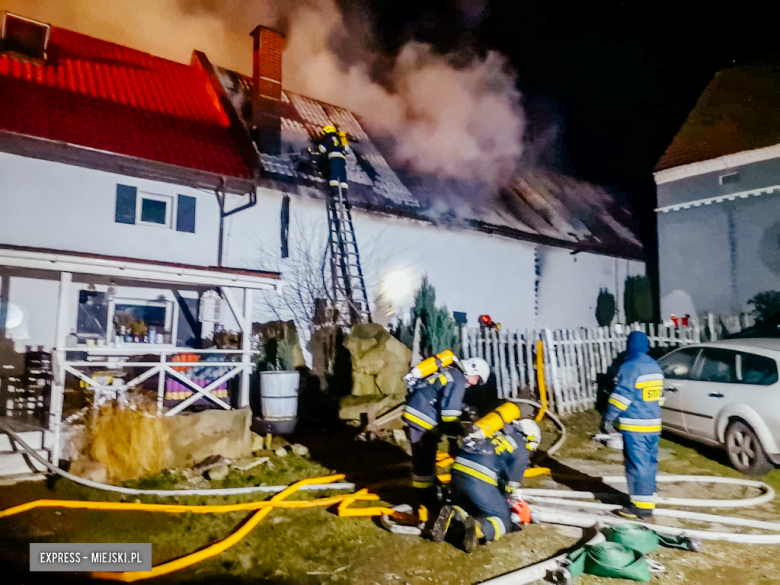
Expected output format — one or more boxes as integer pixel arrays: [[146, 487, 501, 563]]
[[313, 124, 350, 198], [429, 403, 541, 552], [401, 351, 490, 536]]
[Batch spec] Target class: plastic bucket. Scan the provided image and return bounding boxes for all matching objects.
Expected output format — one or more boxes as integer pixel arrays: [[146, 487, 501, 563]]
[[259, 371, 300, 420]]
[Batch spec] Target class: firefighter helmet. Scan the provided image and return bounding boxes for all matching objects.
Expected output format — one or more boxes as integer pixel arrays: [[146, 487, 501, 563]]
[[461, 357, 490, 385], [322, 125, 337, 134], [515, 419, 541, 451]]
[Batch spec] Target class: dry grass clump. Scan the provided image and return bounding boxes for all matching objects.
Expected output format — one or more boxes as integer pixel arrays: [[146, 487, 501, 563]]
[[88, 393, 171, 482]]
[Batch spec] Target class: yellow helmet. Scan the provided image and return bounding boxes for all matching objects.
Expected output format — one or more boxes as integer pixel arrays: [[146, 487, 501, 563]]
[[322, 125, 337, 134]]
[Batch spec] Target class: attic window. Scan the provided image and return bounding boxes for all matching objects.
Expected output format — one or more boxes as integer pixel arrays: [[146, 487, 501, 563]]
[[719, 172, 739, 185], [1, 12, 50, 62]]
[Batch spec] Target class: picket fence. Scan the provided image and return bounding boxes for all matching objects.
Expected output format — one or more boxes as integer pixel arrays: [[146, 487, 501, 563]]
[[461, 323, 703, 415]]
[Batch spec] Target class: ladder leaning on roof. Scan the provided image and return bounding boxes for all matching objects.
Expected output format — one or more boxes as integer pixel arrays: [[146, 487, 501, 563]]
[[323, 184, 372, 326]]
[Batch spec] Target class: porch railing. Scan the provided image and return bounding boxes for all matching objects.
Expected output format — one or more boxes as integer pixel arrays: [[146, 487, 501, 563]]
[[58, 348, 259, 417]]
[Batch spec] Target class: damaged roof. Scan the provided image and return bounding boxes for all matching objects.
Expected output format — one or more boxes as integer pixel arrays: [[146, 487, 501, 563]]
[[0, 25, 254, 188], [215, 66, 643, 259], [0, 18, 642, 260], [656, 64, 780, 172]]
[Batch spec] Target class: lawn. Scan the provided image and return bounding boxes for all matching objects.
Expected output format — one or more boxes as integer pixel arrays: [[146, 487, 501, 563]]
[[2, 410, 780, 584]]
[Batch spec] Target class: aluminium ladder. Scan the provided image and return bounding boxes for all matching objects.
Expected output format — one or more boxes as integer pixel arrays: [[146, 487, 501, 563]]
[[324, 184, 372, 326]]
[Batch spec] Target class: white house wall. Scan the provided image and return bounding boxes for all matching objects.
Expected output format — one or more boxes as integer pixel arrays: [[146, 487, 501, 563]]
[[224, 189, 644, 336], [0, 152, 222, 267], [536, 247, 646, 329]]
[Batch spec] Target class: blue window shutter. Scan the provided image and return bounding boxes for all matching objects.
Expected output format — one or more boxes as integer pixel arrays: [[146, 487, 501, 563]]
[[176, 195, 196, 233], [115, 185, 137, 224]]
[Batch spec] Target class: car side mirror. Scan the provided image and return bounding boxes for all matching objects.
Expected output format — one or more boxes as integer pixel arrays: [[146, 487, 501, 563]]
[[672, 366, 688, 378]]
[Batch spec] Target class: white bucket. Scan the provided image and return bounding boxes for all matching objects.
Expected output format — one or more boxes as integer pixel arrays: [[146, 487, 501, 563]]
[[259, 371, 300, 420]]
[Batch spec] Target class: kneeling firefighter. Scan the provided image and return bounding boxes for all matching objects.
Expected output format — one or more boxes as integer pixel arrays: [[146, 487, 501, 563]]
[[402, 351, 490, 531], [430, 402, 541, 552]]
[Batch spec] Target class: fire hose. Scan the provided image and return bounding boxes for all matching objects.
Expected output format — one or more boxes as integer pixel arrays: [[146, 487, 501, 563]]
[[0, 420, 354, 496]]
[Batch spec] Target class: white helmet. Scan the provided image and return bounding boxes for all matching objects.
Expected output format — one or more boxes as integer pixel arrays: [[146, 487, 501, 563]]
[[516, 419, 541, 451], [461, 357, 490, 385]]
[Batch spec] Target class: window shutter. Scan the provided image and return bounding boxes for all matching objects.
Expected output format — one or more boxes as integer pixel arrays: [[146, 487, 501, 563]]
[[115, 185, 137, 224], [176, 195, 196, 233], [281, 194, 290, 258]]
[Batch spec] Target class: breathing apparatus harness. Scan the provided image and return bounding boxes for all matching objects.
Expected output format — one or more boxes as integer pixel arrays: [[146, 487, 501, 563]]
[[402, 350, 464, 392]]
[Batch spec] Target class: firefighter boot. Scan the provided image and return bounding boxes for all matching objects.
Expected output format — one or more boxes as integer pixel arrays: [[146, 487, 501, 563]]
[[429, 504, 455, 543], [462, 516, 483, 554]]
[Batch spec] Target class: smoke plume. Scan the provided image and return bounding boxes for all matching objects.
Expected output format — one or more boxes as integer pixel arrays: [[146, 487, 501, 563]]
[[6, 0, 525, 190]]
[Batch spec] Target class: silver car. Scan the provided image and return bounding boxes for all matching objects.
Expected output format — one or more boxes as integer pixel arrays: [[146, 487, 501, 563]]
[[657, 338, 780, 475]]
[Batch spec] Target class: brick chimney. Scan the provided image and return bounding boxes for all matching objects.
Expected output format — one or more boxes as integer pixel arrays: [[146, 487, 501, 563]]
[[250, 25, 284, 155]]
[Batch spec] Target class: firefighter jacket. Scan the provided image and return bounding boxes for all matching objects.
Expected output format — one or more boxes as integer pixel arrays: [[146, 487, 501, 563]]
[[317, 132, 349, 160], [452, 423, 530, 492], [403, 366, 467, 434], [604, 331, 665, 433]]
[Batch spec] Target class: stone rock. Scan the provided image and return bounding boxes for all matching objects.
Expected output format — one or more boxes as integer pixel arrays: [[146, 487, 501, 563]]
[[207, 465, 229, 481], [163, 408, 252, 469], [339, 394, 405, 421], [251, 432, 265, 453], [191, 454, 231, 477], [232, 457, 271, 471], [352, 372, 380, 396], [274, 448, 288, 457], [343, 324, 412, 397], [270, 436, 290, 451], [290, 444, 309, 457], [69, 459, 109, 484]]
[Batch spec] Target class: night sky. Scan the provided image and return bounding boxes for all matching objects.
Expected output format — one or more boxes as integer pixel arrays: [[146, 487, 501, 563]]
[[353, 0, 778, 195]]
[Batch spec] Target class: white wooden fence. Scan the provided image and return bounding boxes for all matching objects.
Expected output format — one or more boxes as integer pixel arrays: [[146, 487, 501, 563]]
[[462, 323, 703, 415]]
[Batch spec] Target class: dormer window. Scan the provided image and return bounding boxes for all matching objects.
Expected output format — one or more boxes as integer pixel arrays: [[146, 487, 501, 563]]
[[1, 12, 50, 63]]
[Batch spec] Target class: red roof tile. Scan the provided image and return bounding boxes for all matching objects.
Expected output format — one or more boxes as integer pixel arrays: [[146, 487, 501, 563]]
[[0, 27, 253, 179], [656, 65, 780, 172]]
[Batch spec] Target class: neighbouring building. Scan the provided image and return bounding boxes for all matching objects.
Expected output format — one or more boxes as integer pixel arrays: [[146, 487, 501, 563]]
[[654, 63, 780, 321]]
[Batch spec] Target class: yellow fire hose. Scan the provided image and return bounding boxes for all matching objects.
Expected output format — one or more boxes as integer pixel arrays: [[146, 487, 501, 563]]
[[534, 339, 547, 423], [0, 474, 386, 582]]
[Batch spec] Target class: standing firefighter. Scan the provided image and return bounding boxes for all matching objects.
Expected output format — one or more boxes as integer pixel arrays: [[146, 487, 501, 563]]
[[601, 331, 665, 519], [430, 404, 540, 552], [402, 352, 490, 530], [314, 125, 349, 197]]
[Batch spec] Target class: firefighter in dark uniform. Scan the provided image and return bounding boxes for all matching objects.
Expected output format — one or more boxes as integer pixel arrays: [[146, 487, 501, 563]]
[[601, 331, 665, 519], [314, 124, 349, 197], [402, 355, 490, 531], [429, 410, 540, 552]]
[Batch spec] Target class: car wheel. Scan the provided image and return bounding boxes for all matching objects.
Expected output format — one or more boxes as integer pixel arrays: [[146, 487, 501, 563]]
[[725, 421, 774, 475]]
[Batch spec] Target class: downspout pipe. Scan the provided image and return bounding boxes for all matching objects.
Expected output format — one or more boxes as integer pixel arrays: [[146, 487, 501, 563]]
[[215, 178, 258, 267]]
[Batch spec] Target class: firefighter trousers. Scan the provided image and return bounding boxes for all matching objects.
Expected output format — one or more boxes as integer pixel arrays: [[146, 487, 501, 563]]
[[623, 431, 660, 512], [408, 427, 439, 513], [451, 473, 511, 542], [328, 157, 348, 195]]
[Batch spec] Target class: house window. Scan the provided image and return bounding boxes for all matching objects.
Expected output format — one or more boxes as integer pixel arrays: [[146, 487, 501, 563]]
[[112, 299, 173, 344], [75, 290, 174, 345], [76, 291, 109, 344], [138, 194, 173, 228], [114, 185, 196, 232]]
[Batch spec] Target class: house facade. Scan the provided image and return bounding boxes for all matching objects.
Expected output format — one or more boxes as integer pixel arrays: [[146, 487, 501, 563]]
[[654, 64, 780, 321], [0, 12, 646, 371]]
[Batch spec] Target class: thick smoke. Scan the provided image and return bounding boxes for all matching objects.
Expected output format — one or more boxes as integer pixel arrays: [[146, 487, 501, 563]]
[[7, 0, 525, 190]]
